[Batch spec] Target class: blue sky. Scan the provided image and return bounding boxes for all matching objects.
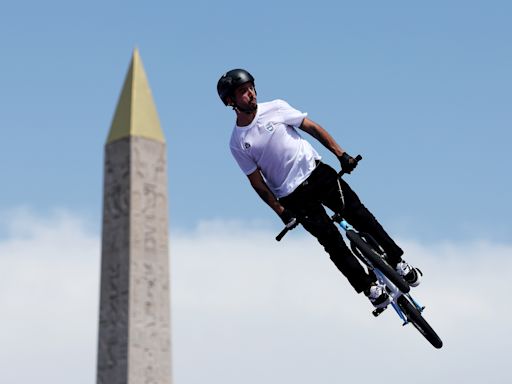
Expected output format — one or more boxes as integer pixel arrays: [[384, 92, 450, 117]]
[[1, 1, 511, 383], [1, 0, 510, 243]]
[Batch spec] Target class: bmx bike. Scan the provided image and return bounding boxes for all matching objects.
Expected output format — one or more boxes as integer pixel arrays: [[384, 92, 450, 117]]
[[276, 155, 443, 349]]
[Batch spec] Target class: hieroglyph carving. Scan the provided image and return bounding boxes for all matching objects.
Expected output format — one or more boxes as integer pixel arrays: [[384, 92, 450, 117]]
[[97, 137, 171, 384], [130, 137, 171, 384], [98, 138, 131, 384]]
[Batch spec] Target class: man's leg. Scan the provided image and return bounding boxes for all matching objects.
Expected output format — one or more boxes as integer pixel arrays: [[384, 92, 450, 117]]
[[334, 179, 404, 267], [280, 197, 374, 293], [316, 165, 404, 267]]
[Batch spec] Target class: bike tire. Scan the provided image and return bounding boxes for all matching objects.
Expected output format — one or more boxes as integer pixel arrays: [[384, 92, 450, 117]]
[[397, 295, 443, 349], [346, 230, 410, 293]]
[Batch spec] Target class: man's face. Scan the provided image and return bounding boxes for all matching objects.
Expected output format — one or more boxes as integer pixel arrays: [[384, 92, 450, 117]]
[[231, 82, 257, 111]]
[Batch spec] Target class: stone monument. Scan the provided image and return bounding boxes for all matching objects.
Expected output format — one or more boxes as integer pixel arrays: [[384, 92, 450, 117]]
[[96, 49, 172, 384]]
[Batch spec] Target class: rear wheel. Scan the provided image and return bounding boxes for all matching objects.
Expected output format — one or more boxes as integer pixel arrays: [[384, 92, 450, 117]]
[[346, 230, 410, 293], [397, 295, 443, 349]]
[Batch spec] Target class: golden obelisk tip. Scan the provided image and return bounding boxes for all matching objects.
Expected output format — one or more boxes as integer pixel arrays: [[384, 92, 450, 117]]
[[106, 49, 165, 144]]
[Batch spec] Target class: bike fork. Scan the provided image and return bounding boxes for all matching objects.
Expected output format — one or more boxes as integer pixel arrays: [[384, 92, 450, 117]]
[[391, 294, 425, 326], [406, 293, 426, 312], [391, 302, 408, 326]]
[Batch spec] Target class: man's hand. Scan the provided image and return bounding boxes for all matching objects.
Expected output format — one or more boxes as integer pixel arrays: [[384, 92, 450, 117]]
[[279, 208, 299, 229], [338, 152, 358, 174]]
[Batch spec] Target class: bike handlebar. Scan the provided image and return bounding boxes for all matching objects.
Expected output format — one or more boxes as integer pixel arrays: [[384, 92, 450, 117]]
[[275, 218, 297, 242], [275, 154, 362, 242], [338, 154, 363, 177]]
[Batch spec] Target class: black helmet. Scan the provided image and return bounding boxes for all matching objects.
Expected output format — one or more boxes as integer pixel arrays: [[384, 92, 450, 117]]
[[217, 69, 255, 105]]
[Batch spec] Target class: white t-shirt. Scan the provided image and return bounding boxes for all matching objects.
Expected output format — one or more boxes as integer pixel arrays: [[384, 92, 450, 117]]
[[229, 99, 321, 198]]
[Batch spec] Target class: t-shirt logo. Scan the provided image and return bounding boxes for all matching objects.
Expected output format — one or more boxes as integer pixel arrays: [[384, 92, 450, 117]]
[[244, 142, 251, 149], [265, 122, 275, 132]]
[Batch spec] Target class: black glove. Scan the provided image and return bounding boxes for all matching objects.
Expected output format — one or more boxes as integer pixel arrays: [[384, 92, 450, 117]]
[[338, 152, 358, 174], [279, 208, 299, 229]]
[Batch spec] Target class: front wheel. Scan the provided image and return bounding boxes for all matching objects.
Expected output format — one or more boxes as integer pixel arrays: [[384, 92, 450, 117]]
[[397, 296, 443, 349]]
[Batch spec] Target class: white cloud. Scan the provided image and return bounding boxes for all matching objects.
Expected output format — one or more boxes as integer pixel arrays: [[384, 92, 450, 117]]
[[0, 212, 510, 384], [0, 209, 99, 384]]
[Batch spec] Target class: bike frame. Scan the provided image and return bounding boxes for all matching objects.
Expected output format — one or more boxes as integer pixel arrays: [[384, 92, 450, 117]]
[[338, 218, 425, 325]]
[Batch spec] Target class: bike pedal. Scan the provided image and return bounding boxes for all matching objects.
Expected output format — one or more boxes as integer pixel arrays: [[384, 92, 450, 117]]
[[372, 307, 387, 317]]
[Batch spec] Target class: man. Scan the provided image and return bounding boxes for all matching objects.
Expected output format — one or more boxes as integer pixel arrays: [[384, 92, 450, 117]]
[[217, 68, 421, 308]]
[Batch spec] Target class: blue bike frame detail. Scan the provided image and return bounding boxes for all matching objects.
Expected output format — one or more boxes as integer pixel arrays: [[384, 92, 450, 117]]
[[338, 219, 354, 232], [336, 219, 425, 326]]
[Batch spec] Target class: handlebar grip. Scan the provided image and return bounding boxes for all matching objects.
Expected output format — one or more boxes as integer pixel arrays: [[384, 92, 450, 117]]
[[355, 154, 363, 162], [275, 218, 298, 241], [275, 227, 289, 242]]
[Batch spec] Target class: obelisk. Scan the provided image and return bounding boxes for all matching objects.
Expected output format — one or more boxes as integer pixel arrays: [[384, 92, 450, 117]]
[[97, 49, 172, 384]]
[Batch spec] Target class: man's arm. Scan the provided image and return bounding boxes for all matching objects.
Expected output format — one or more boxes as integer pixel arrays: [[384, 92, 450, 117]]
[[299, 117, 345, 157], [247, 169, 285, 216], [299, 117, 358, 173]]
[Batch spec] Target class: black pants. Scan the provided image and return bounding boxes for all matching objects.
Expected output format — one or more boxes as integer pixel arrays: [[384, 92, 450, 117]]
[[279, 162, 403, 293]]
